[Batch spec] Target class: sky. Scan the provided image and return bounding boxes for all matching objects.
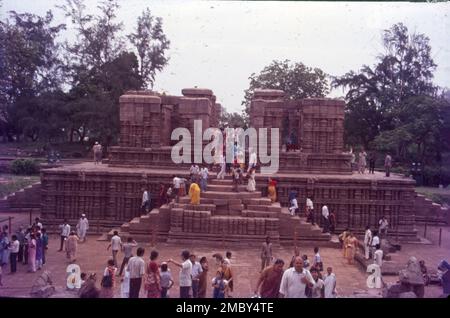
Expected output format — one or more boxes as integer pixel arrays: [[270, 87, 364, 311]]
[[2, 0, 449, 113]]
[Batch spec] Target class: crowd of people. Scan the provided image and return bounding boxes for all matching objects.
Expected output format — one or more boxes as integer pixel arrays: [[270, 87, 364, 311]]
[[349, 147, 392, 177]]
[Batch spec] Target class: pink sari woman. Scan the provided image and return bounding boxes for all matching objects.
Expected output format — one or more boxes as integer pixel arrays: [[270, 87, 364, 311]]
[[145, 261, 161, 298], [28, 234, 37, 272]]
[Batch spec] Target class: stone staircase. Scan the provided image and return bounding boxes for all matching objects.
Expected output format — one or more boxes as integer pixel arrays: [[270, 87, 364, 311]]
[[413, 193, 449, 226], [108, 177, 332, 246], [0, 183, 41, 213]]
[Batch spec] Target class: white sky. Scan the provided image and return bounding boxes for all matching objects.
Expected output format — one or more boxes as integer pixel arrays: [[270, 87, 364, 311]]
[[2, 0, 450, 113]]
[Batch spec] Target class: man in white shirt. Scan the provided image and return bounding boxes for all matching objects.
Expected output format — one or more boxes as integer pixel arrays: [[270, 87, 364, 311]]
[[168, 250, 192, 298], [378, 216, 389, 238], [248, 148, 257, 173], [190, 164, 200, 180], [374, 244, 383, 267], [172, 175, 181, 202], [279, 256, 314, 298], [322, 205, 330, 233], [8, 234, 20, 273], [141, 188, 150, 213], [364, 226, 372, 260], [34, 217, 43, 230], [371, 231, 380, 258], [306, 197, 315, 225], [323, 267, 337, 298], [107, 231, 122, 267], [127, 247, 146, 298], [217, 155, 226, 180], [76, 214, 89, 243], [199, 167, 209, 192], [58, 220, 71, 252], [190, 254, 203, 298]]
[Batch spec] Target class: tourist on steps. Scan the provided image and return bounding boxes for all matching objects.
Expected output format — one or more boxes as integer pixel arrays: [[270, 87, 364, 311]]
[[306, 197, 315, 225], [267, 178, 277, 202], [247, 168, 256, 192], [364, 226, 372, 260], [189, 182, 201, 205], [288, 191, 298, 216], [260, 236, 273, 272]]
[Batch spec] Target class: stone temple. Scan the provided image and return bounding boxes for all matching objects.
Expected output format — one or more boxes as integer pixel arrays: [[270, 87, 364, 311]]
[[40, 88, 421, 244]]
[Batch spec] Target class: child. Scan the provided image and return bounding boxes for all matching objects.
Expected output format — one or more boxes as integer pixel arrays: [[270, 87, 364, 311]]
[[120, 268, 130, 298], [160, 262, 174, 298], [312, 247, 323, 272], [302, 255, 310, 269], [212, 270, 226, 299], [80, 272, 87, 286]]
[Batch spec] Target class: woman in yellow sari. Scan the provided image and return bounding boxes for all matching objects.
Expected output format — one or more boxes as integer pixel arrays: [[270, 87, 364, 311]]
[[339, 228, 350, 258], [189, 182, 201, 205], [267, 178, 277, 202], [346, 232, 359, 265]]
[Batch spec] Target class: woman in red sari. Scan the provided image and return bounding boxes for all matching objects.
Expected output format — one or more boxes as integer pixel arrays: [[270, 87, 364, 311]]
[[267, 178, 277, 203], [145, 261, 161, 298]]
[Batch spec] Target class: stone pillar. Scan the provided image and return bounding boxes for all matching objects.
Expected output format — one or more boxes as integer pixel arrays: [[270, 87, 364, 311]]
[[119, 94, 162, 148]]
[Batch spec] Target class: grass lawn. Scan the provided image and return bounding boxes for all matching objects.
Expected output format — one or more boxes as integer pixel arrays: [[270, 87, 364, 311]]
[[0, 174, 40, 198], [415, 186, 450, 206]]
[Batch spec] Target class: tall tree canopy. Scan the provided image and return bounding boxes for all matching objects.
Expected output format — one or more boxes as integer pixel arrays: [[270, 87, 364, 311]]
[[333, 23, 450, 185], [0, 10, 65, 141], [242, 59, 329, 118], [128, 8, 170, 89], [0, 0, 170, 147]]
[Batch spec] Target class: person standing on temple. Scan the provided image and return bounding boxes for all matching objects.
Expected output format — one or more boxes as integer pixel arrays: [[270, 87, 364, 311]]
[[76, 214, 89, 243], [247, 168, 256, 192], [358, 149, 367, 174], [260, 236, 273, 272], [200, 166, 209, 193], [373, 244, 383, 267], [158, 183, 168, 206], [321, 205, 330, 233], [378, 216, 389, 238], [141, 188, 151, 213], [370, 231, 380, 259], [267, 178, 277, 203], [189, 182, 201, 205], [217, 154, 226, 180], [288, 191, 298, 216], [93, 142, 102, 165], [306, 197, 315, 225], [248, 148, 257, 173], [58, 220, 71, 252], [369, 152, 376, 174], [364, 226, 372, 260], [384, 153, 392, 177]]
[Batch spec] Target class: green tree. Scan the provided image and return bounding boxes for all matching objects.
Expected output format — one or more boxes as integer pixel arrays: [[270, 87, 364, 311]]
[[0, 10, 65, 142], [333, 23, 437, 148], [242, 59, 329, 118], [219, 106, 247, 129], [334, 23, 449, 185], [128, 8, 170, 89]]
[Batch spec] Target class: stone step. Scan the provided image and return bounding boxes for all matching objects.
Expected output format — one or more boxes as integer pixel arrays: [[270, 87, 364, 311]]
[[207, 184, 247, 192], [202, 191, 262, 200], [210, 179, 233, 185], [242, 210, 278, 218]]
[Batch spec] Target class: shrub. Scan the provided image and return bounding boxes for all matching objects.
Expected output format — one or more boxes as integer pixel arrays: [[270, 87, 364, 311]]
[[10, 159, 40, 175]]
